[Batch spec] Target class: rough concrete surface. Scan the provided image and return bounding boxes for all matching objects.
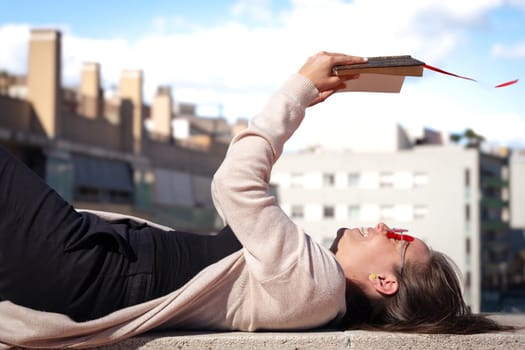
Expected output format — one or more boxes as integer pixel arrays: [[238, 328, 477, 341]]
[[16, 314, 525, 349]]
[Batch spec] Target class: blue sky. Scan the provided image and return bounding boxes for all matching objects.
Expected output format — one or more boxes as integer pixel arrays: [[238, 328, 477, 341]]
[[0, 0, 265, 38], [1, 0, 524, 151]]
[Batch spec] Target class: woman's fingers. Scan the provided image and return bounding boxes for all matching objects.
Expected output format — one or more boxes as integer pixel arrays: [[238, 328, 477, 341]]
[[299, 51, 366, 93]]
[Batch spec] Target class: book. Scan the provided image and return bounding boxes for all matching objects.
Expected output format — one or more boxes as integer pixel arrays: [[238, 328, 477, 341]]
[[332, 55, 425, 93], [339, 73, 406, 93], [333, 55, 425, 77]]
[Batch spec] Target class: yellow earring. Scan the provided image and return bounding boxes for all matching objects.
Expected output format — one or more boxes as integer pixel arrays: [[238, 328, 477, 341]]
[[370, 273, 377, 280]]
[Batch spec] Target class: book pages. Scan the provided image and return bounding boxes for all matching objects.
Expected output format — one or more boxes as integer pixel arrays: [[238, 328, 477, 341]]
[[339, 74, 405, 93]]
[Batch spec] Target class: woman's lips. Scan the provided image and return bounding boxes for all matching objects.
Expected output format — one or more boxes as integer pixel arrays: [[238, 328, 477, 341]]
[[337, 227, 368, 238]]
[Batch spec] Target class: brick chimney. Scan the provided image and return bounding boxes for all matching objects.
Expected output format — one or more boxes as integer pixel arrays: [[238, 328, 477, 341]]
[[27, 29, 61, 138], [151, 85, 173, 140], [119, 69, 143, 154], [79, 62, 102, 118]]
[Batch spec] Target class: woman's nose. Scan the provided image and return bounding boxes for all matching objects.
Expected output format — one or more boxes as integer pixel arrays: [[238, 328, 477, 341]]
[[376, 223, 389, 232]]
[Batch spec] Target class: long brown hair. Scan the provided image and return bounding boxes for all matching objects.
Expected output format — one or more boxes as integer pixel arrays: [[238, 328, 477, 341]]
[[343, 251, 514, 334]]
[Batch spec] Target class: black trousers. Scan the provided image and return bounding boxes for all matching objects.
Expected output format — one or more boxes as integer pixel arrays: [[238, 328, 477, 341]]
[[0, 145, 241, 322]]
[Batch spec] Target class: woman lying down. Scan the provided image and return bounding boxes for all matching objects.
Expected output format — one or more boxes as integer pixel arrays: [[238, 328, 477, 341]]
[[0, 52, 511, 349]]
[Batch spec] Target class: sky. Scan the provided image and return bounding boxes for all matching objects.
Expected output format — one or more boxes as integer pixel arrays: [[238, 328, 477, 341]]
[[1, 0, 524, 152]]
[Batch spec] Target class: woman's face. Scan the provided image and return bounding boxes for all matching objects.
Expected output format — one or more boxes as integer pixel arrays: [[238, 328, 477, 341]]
[[331, 223, 431, 284]]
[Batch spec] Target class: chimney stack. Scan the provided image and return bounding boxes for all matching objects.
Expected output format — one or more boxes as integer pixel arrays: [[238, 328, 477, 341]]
[[79, 62, 102, 118], [27, 29, 61, 138], [119, 69, 143, 154], [151, 85, 173, 140]]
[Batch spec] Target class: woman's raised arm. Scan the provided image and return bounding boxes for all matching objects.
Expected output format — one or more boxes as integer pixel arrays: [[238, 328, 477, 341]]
[[211, 52, 365, 280]]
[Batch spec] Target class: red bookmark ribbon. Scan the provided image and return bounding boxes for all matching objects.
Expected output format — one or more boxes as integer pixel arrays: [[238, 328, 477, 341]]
[[424, 64, 477, 82], [494, 79, 519, 88], [423, 64, 519, 88]]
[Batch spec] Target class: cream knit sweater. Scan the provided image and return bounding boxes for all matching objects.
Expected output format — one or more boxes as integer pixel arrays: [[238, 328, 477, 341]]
[[0, 73, 346, 349]]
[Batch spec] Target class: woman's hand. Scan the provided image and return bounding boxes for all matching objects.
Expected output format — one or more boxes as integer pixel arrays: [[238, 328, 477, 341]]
[[298, 51, 366, 106]]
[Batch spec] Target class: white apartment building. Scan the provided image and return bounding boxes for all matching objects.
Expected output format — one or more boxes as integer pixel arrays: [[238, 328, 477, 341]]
[[271, 125, 511, 313], [511, 150, 525, 229]]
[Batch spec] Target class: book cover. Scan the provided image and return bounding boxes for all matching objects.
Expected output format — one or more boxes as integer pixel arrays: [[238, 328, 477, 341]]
[[334, 55, 424, 93], [333, 55, 425, 77]]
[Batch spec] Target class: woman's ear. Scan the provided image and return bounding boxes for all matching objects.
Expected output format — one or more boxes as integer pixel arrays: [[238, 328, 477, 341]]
[[368, 273, 399, 296]]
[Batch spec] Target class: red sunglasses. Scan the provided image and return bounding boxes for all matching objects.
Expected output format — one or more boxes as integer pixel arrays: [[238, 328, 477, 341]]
[[386, 228, 414, 275], [386, 228, 415, 242]]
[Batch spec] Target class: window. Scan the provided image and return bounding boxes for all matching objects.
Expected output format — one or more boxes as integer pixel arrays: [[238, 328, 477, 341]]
[[466, 237, 471, 254], [76, 186, 100, 202], [348, 205, 361, 220], [413, 172, 429, 188], [502, 207, 509, 222], [380, 205, 395, 220], [413, 205, 428, 220], [502, 187, 509, 201], [379, 172, 394, 188], [348, 173, 360, 187], [464, 169, 471, 199], [322, 173, 335, 187], [323, 206, 335, 218], [73, 154, 133, 204], [465, 204, 471, 221], [291, 205, 304, 219], [502, 166, 509, 180], [290, 173, 303, 188]]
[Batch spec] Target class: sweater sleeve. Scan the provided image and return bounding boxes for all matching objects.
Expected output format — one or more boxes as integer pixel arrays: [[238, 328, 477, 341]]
[[211, 73, 320, 280]]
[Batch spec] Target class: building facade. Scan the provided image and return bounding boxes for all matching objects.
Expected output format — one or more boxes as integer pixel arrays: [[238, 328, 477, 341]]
[[271, 126, 518, 312], [0, 28, 233, 233]]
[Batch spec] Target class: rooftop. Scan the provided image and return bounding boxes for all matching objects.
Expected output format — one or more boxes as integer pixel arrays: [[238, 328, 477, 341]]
[[89, 314, 524, 349]]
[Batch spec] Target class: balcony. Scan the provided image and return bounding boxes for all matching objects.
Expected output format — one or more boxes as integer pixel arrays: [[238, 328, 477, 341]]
[[481, 176, 508, 189], [481, 220, 508, 231], [481, 197, 508, 209]]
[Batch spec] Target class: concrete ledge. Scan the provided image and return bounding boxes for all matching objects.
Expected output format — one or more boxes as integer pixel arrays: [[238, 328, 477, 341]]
[[89, 315, 525, 350]]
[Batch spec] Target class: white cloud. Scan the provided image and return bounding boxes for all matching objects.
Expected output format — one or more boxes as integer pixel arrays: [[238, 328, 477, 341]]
[[508, 0, 525, 12], [152, 16, 168, 33], [283, 76, 525, 152], [62, 35, 132, 88], [230, 0, 274, 24], [0, 24, 30, 74], [492, 42, 525, 58], [0, 0, 522, 149], [474, 111, 525, 145], [2, 1, 503, 92]]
